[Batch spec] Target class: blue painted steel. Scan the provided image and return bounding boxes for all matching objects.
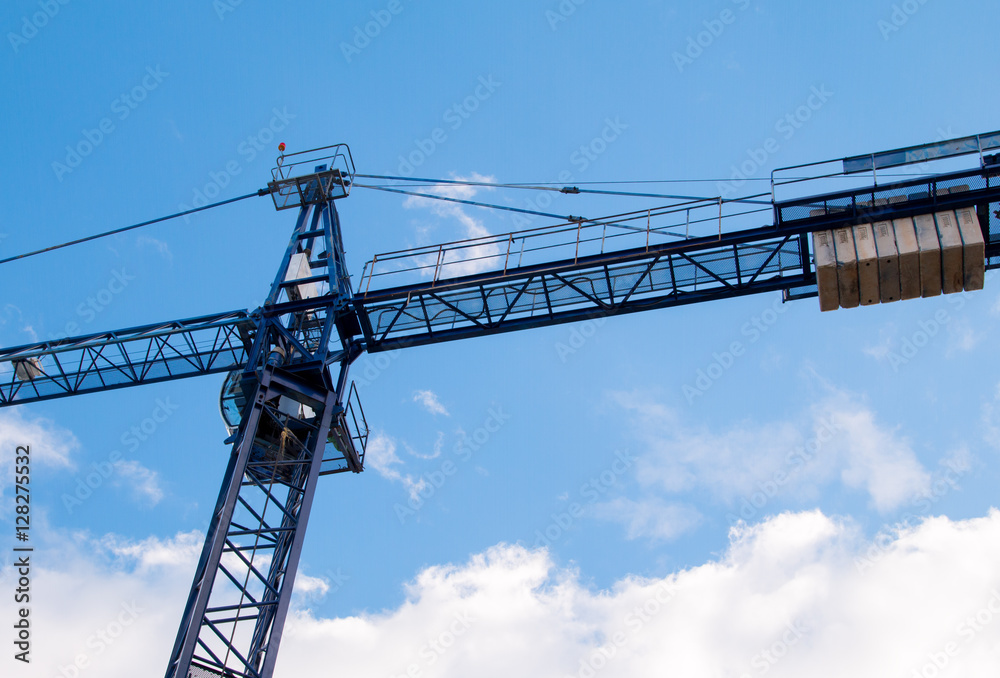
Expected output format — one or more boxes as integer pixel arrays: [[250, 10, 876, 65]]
[[352, 166, 1000, 352], [842, 130, 1000, 173], [4, 167, 999, 403], [166, 189, 366, 678], [0, 133, 997, 678], [0, 311, 254, 406]]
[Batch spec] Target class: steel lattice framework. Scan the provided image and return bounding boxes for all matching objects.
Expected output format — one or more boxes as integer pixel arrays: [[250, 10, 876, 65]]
[[0, 311, 254, 405], [351, 163, 1000, 351], [0, 133, 998, 677]]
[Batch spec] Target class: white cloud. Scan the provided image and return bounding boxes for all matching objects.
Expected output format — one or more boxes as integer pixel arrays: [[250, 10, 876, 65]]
[[280, 509, 1000, 677], [413, 389, 450, 416], [294, 573, 331, 598], [939, 446, 972, 475], [610, 387, 931, 515], [7, 511, 1000, 677], [861, 329, 894, 361], [945, 318, 983, 356], [0, 304, 38, 342], [0, 408, 77, 503], [865, 312, 983, 364], [831, 398, 932, 512], [403, 173, 504, 278], [983, 383, 1000, 450], [111, 459, 165, 507], [364, 431, 428, 501], [0, 529, 200, 676], [403, 431, 445, 461], [593, 497, 702, 541], [136, 235, 173, 263], [96, 530, 204, 571]]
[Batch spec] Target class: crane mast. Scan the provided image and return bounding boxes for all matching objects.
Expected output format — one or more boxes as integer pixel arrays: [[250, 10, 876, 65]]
[[165, 147, 367, 678]]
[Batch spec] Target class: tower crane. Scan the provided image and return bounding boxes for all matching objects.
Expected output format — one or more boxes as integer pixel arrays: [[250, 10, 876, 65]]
[[1, 131, 999, 678]]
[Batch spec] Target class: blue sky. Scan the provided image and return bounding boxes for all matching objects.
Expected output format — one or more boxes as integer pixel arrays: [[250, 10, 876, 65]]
[[3, 1, 1000, 676]]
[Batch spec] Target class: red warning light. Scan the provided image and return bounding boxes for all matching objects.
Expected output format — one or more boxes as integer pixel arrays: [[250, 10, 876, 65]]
[[278, 142, 286, 153]]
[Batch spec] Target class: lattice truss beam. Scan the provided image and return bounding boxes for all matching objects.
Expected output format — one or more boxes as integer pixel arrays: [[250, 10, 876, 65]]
[[0, 311, 254, 406], [355, 234, 807, 351], [5, 169, 1000, 401]]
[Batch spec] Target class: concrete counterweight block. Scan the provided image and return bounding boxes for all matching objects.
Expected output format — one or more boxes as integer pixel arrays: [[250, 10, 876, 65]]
[[853, 224, 879, 306], [954, 207, 985, 291], [833, 227, 860, 308], [813, 230, 839, 311], [893, 217, 921, 300], [933, 211, 964, 294], [811, 206, 986, 311], [873, 220, 900, 303], [913, 214, 942, 297]]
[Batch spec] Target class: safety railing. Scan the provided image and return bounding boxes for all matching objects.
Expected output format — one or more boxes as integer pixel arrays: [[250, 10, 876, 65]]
[[268, 143, 356, 210], [358, 196, 773, 293], [771, 130, 1000, 205]]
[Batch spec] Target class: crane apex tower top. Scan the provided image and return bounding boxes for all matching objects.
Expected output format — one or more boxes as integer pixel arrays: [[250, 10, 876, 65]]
[[267, 143, 355, 210]]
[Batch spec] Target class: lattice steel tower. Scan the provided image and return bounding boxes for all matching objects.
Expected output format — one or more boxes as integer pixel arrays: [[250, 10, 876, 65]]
[[165, 146, 368, 678]]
